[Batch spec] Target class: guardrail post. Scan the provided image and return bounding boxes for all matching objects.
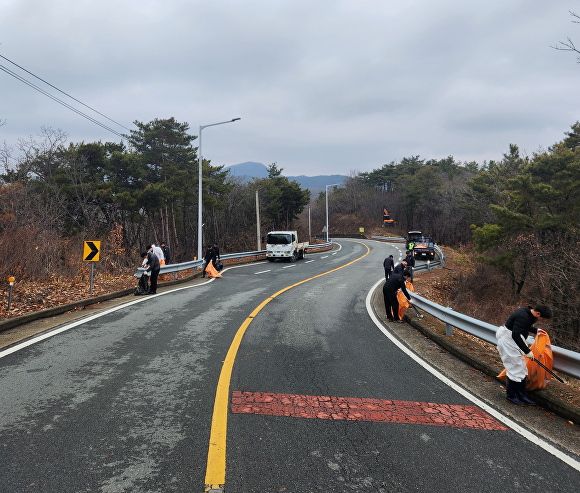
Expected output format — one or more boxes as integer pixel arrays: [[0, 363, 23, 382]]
[[445, 307, 454, 335], [445, 323, 453, 336]]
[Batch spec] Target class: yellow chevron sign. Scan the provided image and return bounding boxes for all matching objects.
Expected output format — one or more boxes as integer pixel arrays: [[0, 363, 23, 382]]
[[83, 241, 101, 261]]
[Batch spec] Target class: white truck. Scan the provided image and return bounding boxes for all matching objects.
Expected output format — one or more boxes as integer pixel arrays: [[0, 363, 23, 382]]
[[266, 231, 309, 262]]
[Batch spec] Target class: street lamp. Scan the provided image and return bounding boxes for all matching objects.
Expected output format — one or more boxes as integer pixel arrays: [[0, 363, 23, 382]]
[[198, 117, 241, 260], [325, 183, 339, 242]]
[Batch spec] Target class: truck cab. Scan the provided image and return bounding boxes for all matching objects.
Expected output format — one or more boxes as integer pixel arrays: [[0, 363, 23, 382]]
[[266, 231, 308, 262]]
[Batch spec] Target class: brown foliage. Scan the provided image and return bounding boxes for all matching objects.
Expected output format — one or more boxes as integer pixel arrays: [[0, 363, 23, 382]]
[[416, 246, 580, 352]]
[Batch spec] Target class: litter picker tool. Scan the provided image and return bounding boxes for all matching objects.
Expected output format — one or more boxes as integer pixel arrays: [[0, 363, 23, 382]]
[[532, 357, 564, 383], [410, 304, 424, 319]]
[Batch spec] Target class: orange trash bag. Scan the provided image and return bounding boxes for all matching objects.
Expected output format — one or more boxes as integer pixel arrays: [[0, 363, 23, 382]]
[[396, 280, 415, 320], [205, 261, 222, 278], [497, 329, 554, 390]]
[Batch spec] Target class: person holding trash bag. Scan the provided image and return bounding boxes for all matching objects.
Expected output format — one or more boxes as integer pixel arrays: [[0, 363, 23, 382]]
[[383, 269, 413, 322], [497, 328, 556, 391], [134, 252, 151, 295], [496, 305, 552, 406], [143, 247, 161, 294], [202, 244, 215, 278], [396, 277, 415, 320]]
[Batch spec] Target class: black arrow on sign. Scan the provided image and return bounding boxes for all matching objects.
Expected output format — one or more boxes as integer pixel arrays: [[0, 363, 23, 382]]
[[85, 241, 99, 261]]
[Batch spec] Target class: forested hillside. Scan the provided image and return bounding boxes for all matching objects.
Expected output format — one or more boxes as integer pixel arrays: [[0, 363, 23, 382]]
[[1, 119, 578, 349]]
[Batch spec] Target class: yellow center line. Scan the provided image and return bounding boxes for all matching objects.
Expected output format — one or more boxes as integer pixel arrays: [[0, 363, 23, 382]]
[[204, 243, 370, 492]]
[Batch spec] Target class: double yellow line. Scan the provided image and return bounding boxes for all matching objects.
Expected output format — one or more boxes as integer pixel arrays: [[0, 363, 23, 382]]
[[204, 244, 370, 492]]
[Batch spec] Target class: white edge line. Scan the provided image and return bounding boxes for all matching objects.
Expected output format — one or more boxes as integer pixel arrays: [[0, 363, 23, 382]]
[[365, 278, 580, 472], [0, 279, 214, 359]]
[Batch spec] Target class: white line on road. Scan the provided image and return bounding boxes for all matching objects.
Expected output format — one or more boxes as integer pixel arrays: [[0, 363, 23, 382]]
[[365, 278, 580, 472]]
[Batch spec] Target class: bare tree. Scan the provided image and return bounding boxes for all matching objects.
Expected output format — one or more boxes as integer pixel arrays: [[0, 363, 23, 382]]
[[552, 11, 580, 62]]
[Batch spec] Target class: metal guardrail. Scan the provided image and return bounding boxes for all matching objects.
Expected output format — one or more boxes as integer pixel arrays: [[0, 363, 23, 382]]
[[135, 239, 578, 380], [371, 235, 406, 242], [135, 241, 335, 278], [135, 250, 267, 278], [371, 236, 577, 378], [409, 292, 580, 380]]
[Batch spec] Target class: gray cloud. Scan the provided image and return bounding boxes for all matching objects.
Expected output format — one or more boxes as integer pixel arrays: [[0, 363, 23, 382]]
[[1, 0, 578, 175]]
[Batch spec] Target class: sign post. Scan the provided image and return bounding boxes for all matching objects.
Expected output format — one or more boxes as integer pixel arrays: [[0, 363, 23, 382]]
[[83, 241, 101, 294]]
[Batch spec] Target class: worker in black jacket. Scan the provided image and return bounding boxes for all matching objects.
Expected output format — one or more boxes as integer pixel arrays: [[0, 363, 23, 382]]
[[403, 251, 415, 281], [201, 245, 215, 277], [383, 255, 394, 279], [143, 247, 161, 294], [393, 259, 408, 276], [496, 305, 552, 405], [383, 269, 413, 322]]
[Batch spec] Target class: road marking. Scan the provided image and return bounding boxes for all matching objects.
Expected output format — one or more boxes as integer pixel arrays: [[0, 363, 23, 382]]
[[204, 242, 371, 491], [305, 260, 315, 263], [254, 270, 271, 274], [282, 264, 297, 268], [366, 278, 580, 472], [231, 391, 508, 430]]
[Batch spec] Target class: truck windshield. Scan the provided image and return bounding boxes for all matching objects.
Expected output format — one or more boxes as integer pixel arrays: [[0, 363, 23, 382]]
[[267, 234, 291, 245], [416, 238, 434, 247]]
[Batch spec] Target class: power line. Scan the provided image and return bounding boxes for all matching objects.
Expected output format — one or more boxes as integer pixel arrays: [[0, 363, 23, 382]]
[[0, 53, 132, 137], [0, 64, 125, 139]]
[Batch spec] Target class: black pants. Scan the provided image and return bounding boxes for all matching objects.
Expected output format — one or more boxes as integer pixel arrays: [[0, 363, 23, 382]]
[[383, 287, 400, 320], [150, 268, 160, 294], [202, 259, 213, 277]]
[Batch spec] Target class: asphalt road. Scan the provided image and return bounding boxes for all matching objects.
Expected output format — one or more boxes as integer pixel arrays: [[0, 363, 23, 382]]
[[1, 239, 578, 492]]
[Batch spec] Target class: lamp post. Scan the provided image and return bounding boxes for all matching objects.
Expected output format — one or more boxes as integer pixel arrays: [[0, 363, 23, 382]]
[[256, 190, 261, 251], [325, 183, 339, 242], [198, 117, 241, 260], [308, 205, 311, 242]]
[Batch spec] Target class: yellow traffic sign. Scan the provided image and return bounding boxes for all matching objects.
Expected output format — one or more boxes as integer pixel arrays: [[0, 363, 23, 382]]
[[83, 241, 101, 261]]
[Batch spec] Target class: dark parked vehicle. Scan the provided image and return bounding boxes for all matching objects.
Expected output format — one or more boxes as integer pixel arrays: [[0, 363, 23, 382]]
[[413, 236, 435, 260]]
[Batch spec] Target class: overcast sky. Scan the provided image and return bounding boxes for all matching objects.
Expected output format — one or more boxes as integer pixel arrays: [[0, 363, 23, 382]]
[[1, 1, 579, 176]]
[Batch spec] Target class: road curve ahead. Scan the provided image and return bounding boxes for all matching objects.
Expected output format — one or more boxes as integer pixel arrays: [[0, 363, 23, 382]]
[[1, 239, 578, 492]]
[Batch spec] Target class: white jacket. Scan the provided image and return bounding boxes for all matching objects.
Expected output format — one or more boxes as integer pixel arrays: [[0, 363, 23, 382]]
[[151, 244, 165, 261]]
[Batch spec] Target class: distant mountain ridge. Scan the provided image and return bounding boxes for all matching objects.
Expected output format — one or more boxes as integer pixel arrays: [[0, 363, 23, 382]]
[[224, 161, 347, 194]]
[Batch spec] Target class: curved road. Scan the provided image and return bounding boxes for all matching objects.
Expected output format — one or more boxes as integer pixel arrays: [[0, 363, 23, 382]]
[[0, 239, 578, 492]]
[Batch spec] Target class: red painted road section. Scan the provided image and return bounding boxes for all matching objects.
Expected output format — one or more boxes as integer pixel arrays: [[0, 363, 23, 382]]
[[231, 391, 508, 430]]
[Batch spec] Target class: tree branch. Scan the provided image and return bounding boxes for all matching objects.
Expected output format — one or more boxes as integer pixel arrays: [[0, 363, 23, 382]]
[[552, 11, 580, 62]]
